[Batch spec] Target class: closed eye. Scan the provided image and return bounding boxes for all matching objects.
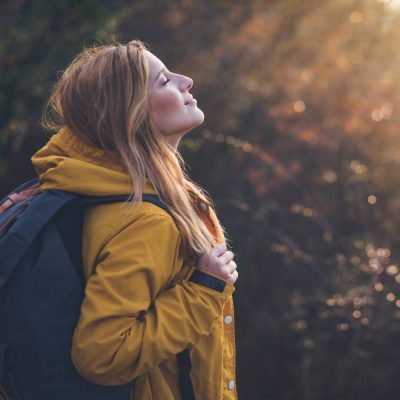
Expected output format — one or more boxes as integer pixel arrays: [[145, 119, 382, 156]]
[[162, 78, 170, 86]]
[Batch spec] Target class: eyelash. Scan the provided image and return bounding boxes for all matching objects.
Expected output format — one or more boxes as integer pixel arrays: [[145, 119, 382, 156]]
[[162, 78, 170, 86]]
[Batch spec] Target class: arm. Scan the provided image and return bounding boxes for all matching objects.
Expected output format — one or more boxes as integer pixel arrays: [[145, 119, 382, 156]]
[[71, 212, 234, 386]]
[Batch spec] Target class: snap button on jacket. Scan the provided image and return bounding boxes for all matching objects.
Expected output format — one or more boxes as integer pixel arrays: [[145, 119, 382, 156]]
[[30, 127, 238, 400]]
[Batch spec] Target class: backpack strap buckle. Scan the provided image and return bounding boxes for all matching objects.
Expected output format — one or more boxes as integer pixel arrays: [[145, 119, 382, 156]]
[[0, 183, 41, 214]]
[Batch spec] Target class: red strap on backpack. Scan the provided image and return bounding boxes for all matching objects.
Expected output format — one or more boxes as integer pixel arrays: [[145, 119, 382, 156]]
[[0, 183, 41, 214]]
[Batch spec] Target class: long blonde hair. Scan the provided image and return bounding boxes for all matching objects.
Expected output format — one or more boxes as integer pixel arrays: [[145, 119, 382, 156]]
[[41, 39, 228, 262]]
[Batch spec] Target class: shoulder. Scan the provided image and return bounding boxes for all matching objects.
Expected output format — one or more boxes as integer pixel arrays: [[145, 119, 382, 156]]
[[86, 200, 177, 236], [82, 201, 180, 269]]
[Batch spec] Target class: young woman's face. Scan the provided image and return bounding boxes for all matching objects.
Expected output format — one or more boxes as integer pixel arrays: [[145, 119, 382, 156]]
[[145, 50, 205, 148]]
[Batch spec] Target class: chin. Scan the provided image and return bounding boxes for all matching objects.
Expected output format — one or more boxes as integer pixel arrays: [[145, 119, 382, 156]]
[[164, 113, 205, 138], [190, 118, 204, 131], [195, 113, 205, 126], [183, 112, 205, 131], [194, 109, 205, 125]]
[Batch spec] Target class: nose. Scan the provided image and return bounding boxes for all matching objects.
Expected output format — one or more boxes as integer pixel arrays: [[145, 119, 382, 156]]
[[180, 75, 193, 92], [186, 77, 193, 91]]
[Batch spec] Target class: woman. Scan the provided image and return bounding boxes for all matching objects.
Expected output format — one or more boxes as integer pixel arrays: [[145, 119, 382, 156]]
[[31, 39, 238, 399]]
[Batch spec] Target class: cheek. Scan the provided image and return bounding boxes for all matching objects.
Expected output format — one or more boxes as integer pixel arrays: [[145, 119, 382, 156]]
[[151, 91, 182, 117]]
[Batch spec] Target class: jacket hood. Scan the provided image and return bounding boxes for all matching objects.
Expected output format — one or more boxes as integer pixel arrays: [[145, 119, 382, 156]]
[[31, 127, 157, 196]]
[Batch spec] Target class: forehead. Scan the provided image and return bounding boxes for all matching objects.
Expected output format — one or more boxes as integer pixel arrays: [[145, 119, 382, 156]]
[[144, 50, 165, 80]]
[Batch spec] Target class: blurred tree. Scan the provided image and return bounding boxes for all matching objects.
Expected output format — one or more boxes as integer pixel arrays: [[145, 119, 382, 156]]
[[3, 0, 400, 399]]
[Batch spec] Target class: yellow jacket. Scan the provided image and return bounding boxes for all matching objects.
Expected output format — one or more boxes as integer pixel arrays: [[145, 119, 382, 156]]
[[31, 127, 238, 400]]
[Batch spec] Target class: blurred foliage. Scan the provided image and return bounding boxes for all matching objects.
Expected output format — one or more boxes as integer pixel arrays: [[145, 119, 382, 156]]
[[3, 0, 400, 399]]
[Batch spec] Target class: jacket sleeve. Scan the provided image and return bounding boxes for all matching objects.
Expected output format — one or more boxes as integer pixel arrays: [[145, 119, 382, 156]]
[[71, 212, 234, 386]]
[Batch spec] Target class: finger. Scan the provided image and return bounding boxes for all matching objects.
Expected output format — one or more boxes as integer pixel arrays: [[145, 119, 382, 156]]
[[218, 261, 237, 281], [219, 250, 234, 265], [210, 243, 227, 257], [227, 270, 239, 284], [224, 260, 237, 274]]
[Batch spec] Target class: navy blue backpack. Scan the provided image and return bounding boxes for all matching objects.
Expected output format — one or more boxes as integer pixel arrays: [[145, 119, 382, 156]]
[[0, 178, 197, 400]]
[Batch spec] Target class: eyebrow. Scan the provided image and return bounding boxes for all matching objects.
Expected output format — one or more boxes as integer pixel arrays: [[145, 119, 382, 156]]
[[155, 67, 166, 82]]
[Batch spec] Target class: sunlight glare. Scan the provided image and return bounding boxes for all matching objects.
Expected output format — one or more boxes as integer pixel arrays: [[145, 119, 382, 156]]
[[378, 0, 400, 10]]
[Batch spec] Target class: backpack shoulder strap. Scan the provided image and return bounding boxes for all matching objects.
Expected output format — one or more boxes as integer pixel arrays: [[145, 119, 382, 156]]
[[142, 194, 170, 213], [80, 193, 170, 213]]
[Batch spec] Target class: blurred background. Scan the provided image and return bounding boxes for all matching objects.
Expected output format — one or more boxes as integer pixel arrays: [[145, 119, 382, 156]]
[[3, 0, 400, 398]]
